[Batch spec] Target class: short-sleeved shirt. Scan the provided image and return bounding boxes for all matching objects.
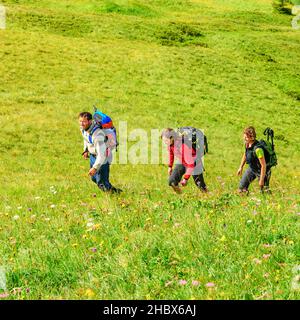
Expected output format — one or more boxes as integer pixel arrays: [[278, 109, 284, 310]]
[[255, 147, 264, 159], [245, 141, 265, 173]]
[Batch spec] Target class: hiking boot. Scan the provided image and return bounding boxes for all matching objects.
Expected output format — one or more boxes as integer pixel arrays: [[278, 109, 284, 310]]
[[171, 184, 182, 194], [201, 187, 208, 193], [238, 188, 249, 196], [98, 184, 108, 192], [110, 187, 123, 194], [261, 187, 272, 195]]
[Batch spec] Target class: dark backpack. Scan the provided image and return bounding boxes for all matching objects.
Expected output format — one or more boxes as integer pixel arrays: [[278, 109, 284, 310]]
[[176, 127, 208, 157], [254, 128, 277, 168]]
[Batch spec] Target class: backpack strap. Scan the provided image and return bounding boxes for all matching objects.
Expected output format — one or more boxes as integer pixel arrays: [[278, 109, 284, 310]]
[[252, 140, 264, 160], [88, 125, 102, 144], [191, 127, 197, 146], [204, 135, 208, 153], [253, 140, 261, 150]]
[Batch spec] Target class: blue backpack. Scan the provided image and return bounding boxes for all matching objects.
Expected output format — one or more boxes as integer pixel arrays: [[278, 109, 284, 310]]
[[89, 106, 118, 151]]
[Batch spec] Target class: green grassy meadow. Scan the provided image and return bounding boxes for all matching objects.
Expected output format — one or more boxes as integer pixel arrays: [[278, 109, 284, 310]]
[[0, 0, 299, 299]]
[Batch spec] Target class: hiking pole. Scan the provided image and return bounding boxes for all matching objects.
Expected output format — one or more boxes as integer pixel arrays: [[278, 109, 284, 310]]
[[264, 127, 275, 150]]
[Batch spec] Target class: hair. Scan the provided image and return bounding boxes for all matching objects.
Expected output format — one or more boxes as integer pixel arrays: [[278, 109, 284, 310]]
[[78, 112, 92, 120], [161, 128, 177, 140], [244, 126, 256, 140]]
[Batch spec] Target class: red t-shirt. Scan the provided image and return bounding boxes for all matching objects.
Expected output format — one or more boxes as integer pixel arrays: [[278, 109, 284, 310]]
[[168, 140, 198, 180]]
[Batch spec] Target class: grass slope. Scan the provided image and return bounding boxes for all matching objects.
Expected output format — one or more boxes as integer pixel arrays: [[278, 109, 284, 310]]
[[0, 0, 299, 299]]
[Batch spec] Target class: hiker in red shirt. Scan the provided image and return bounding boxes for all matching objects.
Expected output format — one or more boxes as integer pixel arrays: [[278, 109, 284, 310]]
[[161, 128, 208, 194]]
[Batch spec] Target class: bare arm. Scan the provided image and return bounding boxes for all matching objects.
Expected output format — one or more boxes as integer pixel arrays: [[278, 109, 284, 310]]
[[258, 156, 266, 188], [237, 153, 246, 176]]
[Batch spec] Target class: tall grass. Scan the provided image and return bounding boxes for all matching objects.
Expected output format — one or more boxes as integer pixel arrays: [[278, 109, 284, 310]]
[[0, 0, 299, 299]]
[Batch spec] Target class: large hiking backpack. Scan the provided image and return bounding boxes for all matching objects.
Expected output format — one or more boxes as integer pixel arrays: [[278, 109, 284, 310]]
[[93, 106, 114, 129], [255, 127, 277, 168], [91, 106, 118, 151], [176, 127, 208, 157]]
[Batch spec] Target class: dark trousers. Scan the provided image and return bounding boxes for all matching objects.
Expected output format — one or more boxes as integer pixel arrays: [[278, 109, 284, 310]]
[[169, 164, 207, 190], [239, 167, 271, 191], [90, 154, 112, 191]]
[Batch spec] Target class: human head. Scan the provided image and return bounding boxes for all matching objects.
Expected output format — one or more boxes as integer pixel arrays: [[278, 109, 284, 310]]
[[243, 126, 256, 144], [78, 112, 93, 131], [161, 128, 177, 146]]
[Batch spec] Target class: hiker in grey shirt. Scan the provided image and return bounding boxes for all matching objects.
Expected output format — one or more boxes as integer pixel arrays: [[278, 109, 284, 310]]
[[78, 112, 121, 193]]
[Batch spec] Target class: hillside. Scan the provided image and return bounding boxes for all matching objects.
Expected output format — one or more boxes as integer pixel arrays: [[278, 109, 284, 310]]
[[0, 0, 299, 299]]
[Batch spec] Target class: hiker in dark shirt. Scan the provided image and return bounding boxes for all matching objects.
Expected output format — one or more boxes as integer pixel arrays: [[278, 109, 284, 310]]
[[237, 126, 271, 193]]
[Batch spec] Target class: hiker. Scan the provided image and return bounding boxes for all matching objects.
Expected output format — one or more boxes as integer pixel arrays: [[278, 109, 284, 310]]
[[237, 126, 272, 193], [161, 128, 208, 194], [78, 111, 121, 193]]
